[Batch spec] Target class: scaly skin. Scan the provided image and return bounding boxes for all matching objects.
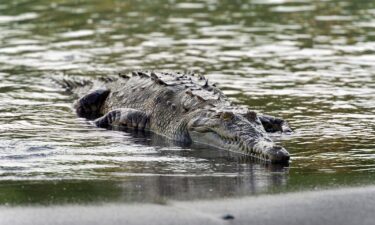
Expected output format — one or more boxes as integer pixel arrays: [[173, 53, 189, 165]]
[[59, 71, 292, 163]]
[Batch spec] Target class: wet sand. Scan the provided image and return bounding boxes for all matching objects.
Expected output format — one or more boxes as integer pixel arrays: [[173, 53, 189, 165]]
[[1, 185, 374, 225]]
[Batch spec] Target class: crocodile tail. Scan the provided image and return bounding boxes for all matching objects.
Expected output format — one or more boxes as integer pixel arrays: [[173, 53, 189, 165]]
[[52, 75, 93, 92]]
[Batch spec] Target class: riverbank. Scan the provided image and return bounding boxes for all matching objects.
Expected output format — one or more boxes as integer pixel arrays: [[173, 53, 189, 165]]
[[1, 185, 374, 225]]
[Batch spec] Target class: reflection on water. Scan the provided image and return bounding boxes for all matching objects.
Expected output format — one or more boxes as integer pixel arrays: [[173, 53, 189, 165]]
[[0, 0, 375, 204]]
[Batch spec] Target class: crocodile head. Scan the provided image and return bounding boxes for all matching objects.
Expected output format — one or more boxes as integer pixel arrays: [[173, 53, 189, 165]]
[[187, 111, 290, 163]]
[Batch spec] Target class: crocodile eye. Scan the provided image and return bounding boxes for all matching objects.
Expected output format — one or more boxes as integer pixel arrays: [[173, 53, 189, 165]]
[[245, 111, 257, 121], [220, 111, 234, 121]]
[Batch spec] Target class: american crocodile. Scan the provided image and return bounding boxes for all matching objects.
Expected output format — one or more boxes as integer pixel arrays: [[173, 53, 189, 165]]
[[58, 71, 292, 163]]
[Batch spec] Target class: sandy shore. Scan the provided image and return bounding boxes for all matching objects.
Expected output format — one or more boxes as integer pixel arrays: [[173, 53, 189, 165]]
[[1, 185, 375, 225]]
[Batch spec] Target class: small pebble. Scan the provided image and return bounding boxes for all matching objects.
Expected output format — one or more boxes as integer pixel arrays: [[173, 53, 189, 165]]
[[222, 214, 235, 220]]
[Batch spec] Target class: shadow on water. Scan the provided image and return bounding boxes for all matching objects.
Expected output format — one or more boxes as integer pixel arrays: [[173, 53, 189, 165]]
[[0, 128, 289, 205]]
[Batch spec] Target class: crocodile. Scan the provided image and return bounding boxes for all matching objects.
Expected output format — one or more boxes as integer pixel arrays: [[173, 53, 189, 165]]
[[58, 71, 292, 163]]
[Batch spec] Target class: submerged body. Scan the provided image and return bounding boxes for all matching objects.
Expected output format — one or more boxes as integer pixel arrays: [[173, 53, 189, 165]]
[[59, 71, 292, 163]]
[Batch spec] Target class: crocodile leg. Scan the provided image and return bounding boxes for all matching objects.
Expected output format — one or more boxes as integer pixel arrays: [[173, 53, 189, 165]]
[[258, 114, 292, 133], [75, 88, 110, 119], [94, 108, 150, 131]]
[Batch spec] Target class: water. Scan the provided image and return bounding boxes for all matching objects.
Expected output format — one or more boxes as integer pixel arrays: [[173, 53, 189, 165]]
[[0, 0, 375, 205]]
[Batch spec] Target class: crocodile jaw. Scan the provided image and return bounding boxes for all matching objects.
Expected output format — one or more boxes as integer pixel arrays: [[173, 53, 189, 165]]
[[188, 130, 290, 163]]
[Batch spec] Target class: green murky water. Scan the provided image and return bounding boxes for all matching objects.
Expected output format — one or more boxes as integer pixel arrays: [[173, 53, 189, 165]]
[[0, 0, 375, 205]]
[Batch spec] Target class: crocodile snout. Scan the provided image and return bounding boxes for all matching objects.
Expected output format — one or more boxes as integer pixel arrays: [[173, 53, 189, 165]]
[[268, 145, 290, 163]]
